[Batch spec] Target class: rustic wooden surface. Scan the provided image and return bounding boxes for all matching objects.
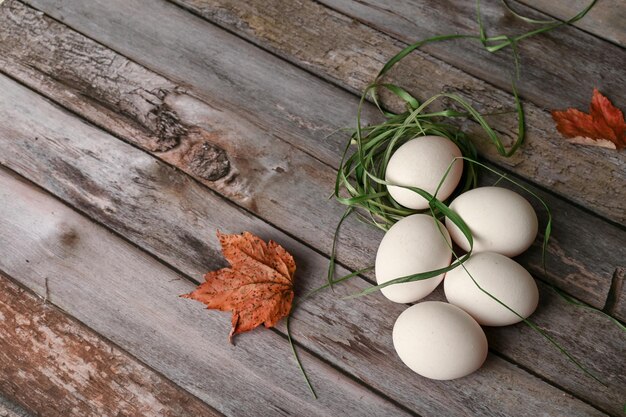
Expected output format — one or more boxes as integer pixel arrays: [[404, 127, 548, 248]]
[[0, 273, 222, 417], [177, 0, 626, 224], [0, 167, 412, 417], [1, 0, 621, 310], [316, 0, 626, 111], [2, 73, 616, 415], [23, 0, 626, 225], [0, 0, 624, 416]]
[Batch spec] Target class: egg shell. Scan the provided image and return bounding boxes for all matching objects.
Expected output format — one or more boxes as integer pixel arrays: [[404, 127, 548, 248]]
[[444, 252, 539, 326], [393, 301, 488, 380], [385, 136, 463, 210], [376, 214, 452, 303], [445, 187, 538, 257]]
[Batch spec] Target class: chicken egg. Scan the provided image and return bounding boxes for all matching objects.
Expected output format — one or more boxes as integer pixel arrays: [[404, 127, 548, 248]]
[[376, 214, 452, 303], [444, 252, 539, 326], [393, 301, 488, 380], [445, 186, 538, 257], [386, 136, 463, 209]]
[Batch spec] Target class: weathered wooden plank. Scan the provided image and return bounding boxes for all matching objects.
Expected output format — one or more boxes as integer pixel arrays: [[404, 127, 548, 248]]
[[0, 2, 181, 153], [485, 280, 626, 415], [0, 72, 618, 415], [0, 169, 412, 417], [288, 280, 626, 415], [284, 277, 625, 416], [315, 0, 626, 111], [519, 0, 626, 47], [1, 155, 597, 415], [21, 0, 626, 224], [0, 274, 223, 417], [1, 0, 622, 312], [17, 0, 361, 167]]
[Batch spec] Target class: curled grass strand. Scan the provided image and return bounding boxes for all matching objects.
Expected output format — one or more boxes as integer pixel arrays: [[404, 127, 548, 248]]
[[500, 0, 555, 25]]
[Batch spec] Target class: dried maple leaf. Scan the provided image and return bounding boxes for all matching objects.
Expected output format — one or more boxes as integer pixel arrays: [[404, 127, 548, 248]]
[[182, 231, 295, 343], [551, 89, 626, 150]]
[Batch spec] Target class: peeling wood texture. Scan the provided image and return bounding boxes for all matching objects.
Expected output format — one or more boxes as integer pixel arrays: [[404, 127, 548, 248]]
[[0, 275, 222, 417], [20, 0, 626, 224], [0, 72, 622, 416], [0, 1, 182, 153], [0, 168, 412, 417], [0, 0, 623, 313]]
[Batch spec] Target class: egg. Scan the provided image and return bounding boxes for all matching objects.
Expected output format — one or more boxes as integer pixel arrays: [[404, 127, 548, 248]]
[[445, 187, 538, 257], [376, 214, 452, 303], [393, 301, 488, 380], [385, 136, 463, 209], [444, 252, 539, 326]]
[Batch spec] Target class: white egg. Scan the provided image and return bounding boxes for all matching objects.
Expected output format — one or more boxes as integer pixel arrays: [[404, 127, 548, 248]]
[[444, 252, 539, 326], [445, 187, 538, 257], [376, 214, 452, 303], [386, 136, 463, 209], [393, 301, 488, 380]]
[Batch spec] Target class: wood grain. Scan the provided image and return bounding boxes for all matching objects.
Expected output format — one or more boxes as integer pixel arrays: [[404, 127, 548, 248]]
[[21, 0, 626, 224], [315, 0, 626, 111], [0, 72, 619, 415], [519, 0, 626, 47], [0, 2, 182, 153], [0, 274, 223, 417], [166, 0, 626, 225], [0, 168, 412, 417], [485, 280, 626, 415], [1, 0, 623, 312]]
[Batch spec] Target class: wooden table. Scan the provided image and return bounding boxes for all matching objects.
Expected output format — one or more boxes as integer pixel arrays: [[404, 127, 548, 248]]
[[0, 0, 624, 416]]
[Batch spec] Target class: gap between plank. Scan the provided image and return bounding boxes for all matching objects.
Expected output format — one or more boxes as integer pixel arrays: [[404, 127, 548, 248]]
[[603, 268, 625, 317]]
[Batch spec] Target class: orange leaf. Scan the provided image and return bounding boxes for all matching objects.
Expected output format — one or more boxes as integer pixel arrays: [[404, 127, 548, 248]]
[[551, 89, 626, 150], [182, 231, 295, 343]]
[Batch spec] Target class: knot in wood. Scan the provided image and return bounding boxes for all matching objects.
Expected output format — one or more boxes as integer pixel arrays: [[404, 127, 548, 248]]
[[149, 102, 188, 151], [187, 141, 230, 181], [57, 223, 80, 247]]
